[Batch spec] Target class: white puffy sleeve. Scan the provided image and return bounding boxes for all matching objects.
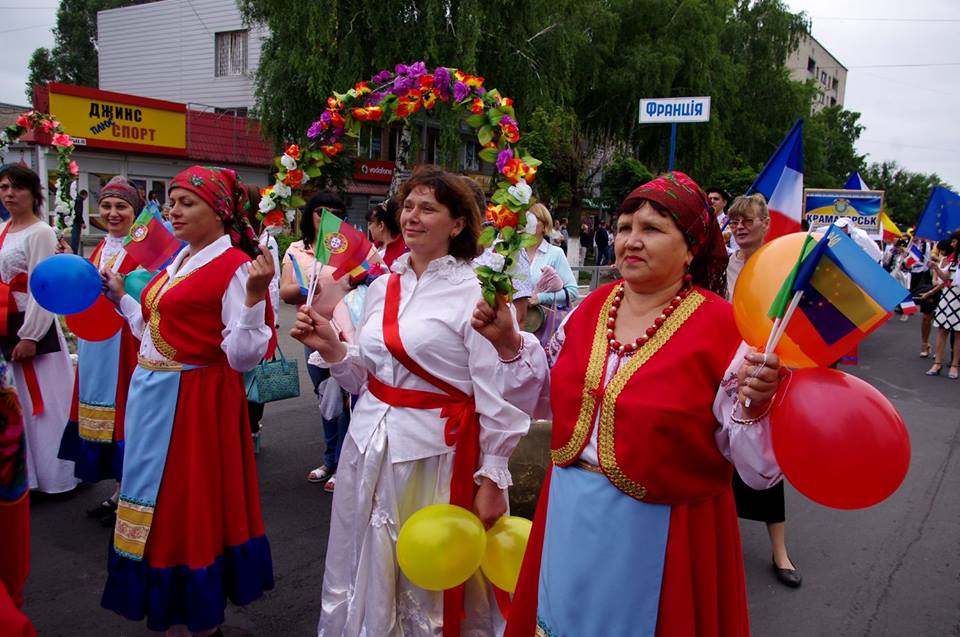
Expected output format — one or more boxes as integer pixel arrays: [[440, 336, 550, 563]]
[[464, 312, 531, 489], [119, 294, 147, 340], [220, 261, 273, 372], [713, 341, 782, 489], [326, 282, 379, 395], [18, 226, 57, 341]]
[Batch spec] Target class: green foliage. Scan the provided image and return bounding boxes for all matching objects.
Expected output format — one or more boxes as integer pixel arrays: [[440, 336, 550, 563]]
[[863, 161, 947, 228], [598, 156, 653, 211], [26, 0, 153, 97], [710, 166, 758, 199], [804, 106, 866, 188]]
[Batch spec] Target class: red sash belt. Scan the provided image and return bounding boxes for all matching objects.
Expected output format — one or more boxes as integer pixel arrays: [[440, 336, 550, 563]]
[[377, 273, 482, 637], [0, 273, 26, 338], [0, 226, 44, 415]]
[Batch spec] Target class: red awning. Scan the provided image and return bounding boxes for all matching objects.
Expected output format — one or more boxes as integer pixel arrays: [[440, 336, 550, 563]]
[[186, 110, 275, 167]]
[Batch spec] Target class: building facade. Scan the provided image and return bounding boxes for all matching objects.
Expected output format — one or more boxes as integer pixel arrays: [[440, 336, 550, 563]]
[[98, 0, 267, 114], [785, 33, 847, 112]]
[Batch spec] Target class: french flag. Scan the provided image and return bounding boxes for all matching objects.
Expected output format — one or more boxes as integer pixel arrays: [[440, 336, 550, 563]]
[[905, 243, 924, 268], [748, 119, 804, 242], [844, 171, 870, 191]]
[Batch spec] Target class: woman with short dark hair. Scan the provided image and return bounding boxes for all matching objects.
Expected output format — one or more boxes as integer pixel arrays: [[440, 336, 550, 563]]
[[366, 197, 407, 270], [0, 164, 77, 494], [293, 168, 529, 635]]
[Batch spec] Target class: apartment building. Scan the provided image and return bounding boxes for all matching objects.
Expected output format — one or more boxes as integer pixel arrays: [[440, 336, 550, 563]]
[[785, 33, 847, 112]]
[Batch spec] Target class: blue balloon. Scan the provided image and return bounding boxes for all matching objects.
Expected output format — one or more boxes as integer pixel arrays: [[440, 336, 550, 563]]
[[29, 254, 103, 315]]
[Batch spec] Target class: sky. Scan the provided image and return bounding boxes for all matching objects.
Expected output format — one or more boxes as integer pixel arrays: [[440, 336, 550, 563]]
[[1, 1, 958, 188]]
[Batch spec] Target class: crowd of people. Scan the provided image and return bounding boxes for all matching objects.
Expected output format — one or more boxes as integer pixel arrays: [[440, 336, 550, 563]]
[[0, 157, 955, 637]]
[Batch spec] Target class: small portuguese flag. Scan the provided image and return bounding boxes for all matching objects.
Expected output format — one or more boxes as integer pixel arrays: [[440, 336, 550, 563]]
[[123, 208, 184, 272], [315, 208, 372, 280]]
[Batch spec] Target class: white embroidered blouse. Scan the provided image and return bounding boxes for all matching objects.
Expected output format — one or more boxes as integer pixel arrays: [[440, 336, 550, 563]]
[[118, 234, 272, 372], [0, 221, 57, 342]]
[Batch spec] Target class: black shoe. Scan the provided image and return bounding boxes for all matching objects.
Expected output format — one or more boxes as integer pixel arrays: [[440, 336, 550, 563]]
[[772, 559, 802, 588], [100, 511, 117, 528], [86, 499, 117, 519]]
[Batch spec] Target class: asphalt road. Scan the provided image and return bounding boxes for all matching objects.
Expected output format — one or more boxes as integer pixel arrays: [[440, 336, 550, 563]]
[[21, 306, 960, 636]]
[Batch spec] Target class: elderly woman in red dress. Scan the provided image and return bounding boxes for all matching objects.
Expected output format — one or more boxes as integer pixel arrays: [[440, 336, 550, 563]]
[[473, 172, 783, 637]]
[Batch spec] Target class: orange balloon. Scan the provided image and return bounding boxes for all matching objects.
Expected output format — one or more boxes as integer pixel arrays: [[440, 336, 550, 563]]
[[731, 232, 819, 368]]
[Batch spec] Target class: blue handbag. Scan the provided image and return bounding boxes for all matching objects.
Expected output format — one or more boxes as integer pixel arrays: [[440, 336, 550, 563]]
[[244, 344, 301, 404]]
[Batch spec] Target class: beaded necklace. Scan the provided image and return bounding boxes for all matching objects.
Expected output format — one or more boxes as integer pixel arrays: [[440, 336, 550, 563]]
[[606, 276, 692, 356]]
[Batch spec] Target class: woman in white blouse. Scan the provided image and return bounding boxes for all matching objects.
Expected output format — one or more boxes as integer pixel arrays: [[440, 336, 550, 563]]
[[293, 168, 530, 637], [0, 164, 77, 494]]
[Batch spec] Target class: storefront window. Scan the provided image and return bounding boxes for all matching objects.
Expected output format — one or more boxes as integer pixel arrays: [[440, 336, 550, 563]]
[[358, 126, 383, 160]]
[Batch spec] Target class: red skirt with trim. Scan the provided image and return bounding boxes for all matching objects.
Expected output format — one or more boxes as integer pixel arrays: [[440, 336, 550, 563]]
[[102, 364, 272, 632]]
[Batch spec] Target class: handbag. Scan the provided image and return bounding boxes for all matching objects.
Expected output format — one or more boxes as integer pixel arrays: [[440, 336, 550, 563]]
[[0, 312, 61, 360], [244, 344, 300, 404], [534, 289, 572, 348]]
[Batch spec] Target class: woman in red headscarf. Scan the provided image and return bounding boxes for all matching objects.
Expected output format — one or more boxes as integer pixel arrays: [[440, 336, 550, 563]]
[[473, 172, 784, 637], [101, 166, 277, 636]]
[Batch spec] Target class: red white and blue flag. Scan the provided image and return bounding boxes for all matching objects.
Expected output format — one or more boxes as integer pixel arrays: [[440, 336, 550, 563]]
[[748, 119, 804, 242], [843, 171, 870, 191], [905, 244, 924, 268]]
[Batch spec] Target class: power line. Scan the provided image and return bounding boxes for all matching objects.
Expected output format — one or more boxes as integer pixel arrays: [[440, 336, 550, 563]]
[[850, 63, 960, 69], [0, 24, 52, 35], [813, 17, 960, 23]]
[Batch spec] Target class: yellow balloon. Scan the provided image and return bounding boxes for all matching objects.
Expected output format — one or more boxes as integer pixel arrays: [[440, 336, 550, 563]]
[[396, 504, 487, 591], [480, 516, 533, 593], [732, 232, 820, 368]]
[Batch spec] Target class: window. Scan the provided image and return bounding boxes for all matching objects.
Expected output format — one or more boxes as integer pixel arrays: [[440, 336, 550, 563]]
[[807, 57, 816, 73], [830, 97, 837, 107], [462, 139, 481, 172], [214, 107, 249, 117], [832, 77, 839, 91], [214, 30, 248, 77], [358, 126, 383, 159]]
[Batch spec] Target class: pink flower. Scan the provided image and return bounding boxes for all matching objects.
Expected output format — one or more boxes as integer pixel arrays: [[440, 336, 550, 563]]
[[51, 133, 73, 148], [69, 161, 79, 177], [40, 118, 60, 134]]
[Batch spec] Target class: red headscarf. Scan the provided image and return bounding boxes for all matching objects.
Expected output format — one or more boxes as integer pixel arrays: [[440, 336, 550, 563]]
[[617, 171, 729, 296], [168, 166, 259, 258]]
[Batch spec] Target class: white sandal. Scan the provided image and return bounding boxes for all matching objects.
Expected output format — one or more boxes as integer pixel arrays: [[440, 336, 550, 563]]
[[324, 474, 336, 493], [307, 466, 334, 483]]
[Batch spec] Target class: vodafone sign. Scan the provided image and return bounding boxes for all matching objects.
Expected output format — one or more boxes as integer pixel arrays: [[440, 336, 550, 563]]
[[354, 160, 395, 183]]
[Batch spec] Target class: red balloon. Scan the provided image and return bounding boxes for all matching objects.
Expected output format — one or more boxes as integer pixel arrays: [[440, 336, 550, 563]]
[[65, 294, 123, 341], [771, 368, 910, 510]]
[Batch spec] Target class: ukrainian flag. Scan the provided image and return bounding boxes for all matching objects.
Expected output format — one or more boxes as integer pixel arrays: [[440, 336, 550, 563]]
[[784, 226, 909, 366]]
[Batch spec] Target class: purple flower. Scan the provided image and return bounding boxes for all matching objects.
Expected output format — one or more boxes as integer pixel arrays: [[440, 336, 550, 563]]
[[320, 110, 332, 125], [453, 81, 469, 102], [408, 61, 427, 76], [333, 127, 345, 138], [434, 67, 451, 98], [307, 121, 323, 139], [371, 69, 392, 85], [393, 76, 415, 93], [496, 149, 514, 173], [501, 115, 516, 128], [394, 63, 409, 76]]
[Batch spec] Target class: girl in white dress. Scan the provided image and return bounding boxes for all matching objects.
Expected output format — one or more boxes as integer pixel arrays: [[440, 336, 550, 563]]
[[0, 164, 77, 494]]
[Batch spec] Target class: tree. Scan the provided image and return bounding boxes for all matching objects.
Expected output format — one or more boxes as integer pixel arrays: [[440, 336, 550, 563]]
[[25, 0, 153, 98], [25, 49, 57, 101], [863, 161, 947, 228], [598, 156, 654, 212], [803, 106, 866, 189]]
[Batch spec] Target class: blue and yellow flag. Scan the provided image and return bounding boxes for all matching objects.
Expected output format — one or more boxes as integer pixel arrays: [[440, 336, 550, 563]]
[[783, 225, 909, 366]]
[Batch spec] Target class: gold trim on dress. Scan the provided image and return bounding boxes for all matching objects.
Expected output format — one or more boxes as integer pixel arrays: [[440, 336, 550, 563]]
[[77, 403, 116, 442], [595, 290, 704, 500], [550, 285, 620, 466], [137, 356, 183, 372], [114, 498, 154, 560]]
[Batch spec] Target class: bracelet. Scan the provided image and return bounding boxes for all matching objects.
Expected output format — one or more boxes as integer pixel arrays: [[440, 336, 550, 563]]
[[498, 334, 525, 363], [729, 394, 774, 425]]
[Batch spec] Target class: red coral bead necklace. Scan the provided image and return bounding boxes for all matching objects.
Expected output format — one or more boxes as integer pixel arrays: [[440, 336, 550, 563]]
[[607, 275, 692, 356]]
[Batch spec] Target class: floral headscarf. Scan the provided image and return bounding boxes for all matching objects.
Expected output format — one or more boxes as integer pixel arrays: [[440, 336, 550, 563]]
[[616, 171, 729, 297], [98, 176, 144, 212], [168, 166, 259, 258]]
